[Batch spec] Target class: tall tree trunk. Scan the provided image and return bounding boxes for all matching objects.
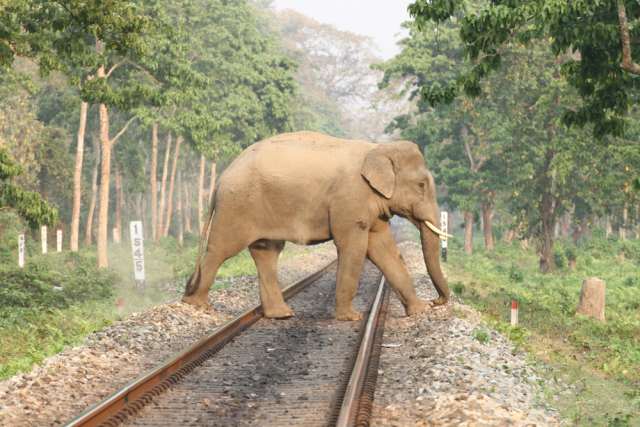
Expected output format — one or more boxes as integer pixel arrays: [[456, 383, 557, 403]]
[[113, 159, 123, 244], [620, 202, 628, 241], [140, 193, 147, 237], [481, 200, 494, 251], [163, 135, 182, 237], [463, 211, 473, 255], [208, 161, 217, 205], [184, 181, 192, 234], [70, 101, 88, 252], [177, 171, 184, 246], [197, 154, 205, 233], [605, 215, 612, 237], [96, 99, 112, 268], [136, 193, 144, 231], [84, 137, 100, 246], [150, 123, 159, 241], [572, 219, 588, 244], [539, 191, 556, 273], [157, 133, 172, 240], [561, 209, 572, 238]]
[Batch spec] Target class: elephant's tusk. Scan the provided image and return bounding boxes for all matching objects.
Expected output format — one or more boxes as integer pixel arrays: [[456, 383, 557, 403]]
[[424, 220, 454, 240]]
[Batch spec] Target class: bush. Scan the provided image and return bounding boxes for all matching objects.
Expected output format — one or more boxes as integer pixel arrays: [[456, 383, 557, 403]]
[[553, 248, 567, 269], [623, 276, 639, 287], [472, 328, 490, 344], [619, 240, 640, 263], [509, 264, 524, 282], [0, 252, 116, 312], [452, 281, 466, 295]]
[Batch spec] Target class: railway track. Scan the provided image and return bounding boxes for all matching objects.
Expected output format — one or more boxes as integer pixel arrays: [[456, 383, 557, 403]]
[[67, 260, 390, 427]]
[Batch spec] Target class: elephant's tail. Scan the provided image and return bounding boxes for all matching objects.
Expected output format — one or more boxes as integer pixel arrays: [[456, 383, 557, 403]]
[[184, 190, 217, 296]]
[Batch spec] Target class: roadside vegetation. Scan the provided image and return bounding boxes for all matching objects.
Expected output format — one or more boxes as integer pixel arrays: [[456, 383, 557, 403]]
[[444, 232, 640, 425], [0, 0, 385, 381], [0, 212, 259, 380]]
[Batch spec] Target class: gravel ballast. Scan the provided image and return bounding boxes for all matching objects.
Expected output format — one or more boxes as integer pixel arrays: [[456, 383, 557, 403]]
[[1, 239, 561, 426], [371, 241, 560, 426], [0, 243, 336, 427]]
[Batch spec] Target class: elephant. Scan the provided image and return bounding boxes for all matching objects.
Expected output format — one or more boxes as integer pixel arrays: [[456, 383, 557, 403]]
[[183, 131, 450, 321]]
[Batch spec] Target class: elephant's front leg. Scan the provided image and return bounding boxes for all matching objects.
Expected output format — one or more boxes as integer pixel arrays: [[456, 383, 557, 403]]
[[367, 223, 428, 316], [334, 232, 369, 321]]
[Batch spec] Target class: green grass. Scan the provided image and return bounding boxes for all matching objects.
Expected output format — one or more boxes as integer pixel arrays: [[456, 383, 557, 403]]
[[0, 300, 117, 379], [0, 237, 259, 381], [443, 234, 640, 426]]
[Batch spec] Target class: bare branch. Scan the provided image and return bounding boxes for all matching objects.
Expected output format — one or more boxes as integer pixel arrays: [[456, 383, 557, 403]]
[[105, 61, 124, 78], [618, 0, 640, 75], [110, 116, 137, 145], [463, 140, 476, 171]]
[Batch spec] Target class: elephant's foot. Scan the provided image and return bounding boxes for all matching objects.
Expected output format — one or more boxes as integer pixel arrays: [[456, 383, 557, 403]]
[[263, 303, 295, 319], [182, 294, 211, 310], [405, 298, 429, 316], [336, 307, 363, 321], [430, 296, 449, 307]]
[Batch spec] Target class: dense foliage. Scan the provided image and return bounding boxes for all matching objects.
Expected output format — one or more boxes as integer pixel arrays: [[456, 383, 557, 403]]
[[377, 11, 640, 272], [0, 148, 57, 227], [0, 252, 115, 310], [408, 0, 640, 138]]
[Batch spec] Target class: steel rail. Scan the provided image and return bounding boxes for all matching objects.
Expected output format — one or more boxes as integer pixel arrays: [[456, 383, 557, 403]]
[[336, 275, 389, 427], [66, 259, 337, 427]]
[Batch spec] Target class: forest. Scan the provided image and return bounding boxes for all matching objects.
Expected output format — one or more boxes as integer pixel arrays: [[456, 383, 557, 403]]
[[0, 0, 639, 425]]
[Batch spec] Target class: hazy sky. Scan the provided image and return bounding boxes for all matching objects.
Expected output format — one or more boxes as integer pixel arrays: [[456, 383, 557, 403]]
[[272, 0, 412, 59]]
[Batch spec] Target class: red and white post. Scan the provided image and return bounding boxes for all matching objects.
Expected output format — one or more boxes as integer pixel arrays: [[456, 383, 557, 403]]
[[511, 300, 519, 326]]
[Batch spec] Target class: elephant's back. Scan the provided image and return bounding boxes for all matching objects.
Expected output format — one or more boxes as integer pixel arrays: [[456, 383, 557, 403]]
[[225, 131, 373, 181], [215, 131, 374, 212]]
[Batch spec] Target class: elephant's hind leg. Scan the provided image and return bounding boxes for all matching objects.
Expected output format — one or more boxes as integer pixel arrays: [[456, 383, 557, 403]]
[[183, 220, 251, 309], [249, 240, 293, 319]]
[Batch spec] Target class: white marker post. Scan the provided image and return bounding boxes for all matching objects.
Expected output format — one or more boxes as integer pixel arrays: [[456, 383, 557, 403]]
[[129, 221, 146, 289], [440, 211, 448, 262], [511, 300, 519, 326], [41, 226, 47, 254], [18, 234, 25, 268], [56, 229, 62, 252]]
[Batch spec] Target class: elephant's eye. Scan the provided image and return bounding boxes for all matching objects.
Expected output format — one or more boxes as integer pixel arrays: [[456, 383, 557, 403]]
[[418, 182, 425, 189]]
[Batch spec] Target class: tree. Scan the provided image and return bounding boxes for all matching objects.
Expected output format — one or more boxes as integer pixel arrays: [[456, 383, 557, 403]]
[[377, 20, 506, 253], [408, 0, 640, 137], [0, 148, 57, 228], [2, 1, 170, 266], [377, 14, 635, 271]]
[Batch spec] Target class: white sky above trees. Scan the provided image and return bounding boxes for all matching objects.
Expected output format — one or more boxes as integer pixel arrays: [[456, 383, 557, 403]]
[[271, 0, 412, 59]]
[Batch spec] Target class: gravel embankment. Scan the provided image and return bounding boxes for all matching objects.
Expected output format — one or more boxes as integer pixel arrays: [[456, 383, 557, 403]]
[[371, 241, 560, 426], [0, 243, 336, 427], [0, 237, 562, 427]]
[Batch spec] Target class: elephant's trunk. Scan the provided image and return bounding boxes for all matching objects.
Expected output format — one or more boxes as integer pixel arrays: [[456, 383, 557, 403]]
[[420, 222, 450, 305]]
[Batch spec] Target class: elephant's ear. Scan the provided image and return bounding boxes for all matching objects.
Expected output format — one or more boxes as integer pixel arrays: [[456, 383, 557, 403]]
[[361, 147, 395, 199]]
